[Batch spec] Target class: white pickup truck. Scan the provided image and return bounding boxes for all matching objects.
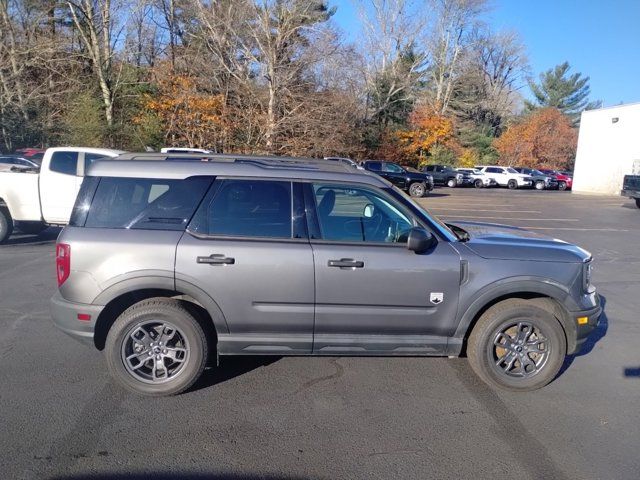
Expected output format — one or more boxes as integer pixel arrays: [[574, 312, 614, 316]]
[[0, 147, 123, 243]]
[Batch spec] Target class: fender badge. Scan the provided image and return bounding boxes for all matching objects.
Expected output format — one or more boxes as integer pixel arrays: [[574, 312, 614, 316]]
[[430, 292, 444, 305]]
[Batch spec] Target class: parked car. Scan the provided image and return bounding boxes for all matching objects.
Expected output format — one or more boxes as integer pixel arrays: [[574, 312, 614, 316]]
[[475, 166, 533, 189], [0, 155, 40, 171], [51, 155, 601, 396], [15, 148, 45, 162], [324, 157, 363, 170], [539, 169, 573, 190], [621, 174, 640, 209], [362, 160, 434, 197], [422, 164, 469, 187], [456, 168, 494, 188], [513, 167, 559, 190], [0, 147, 123, 243]]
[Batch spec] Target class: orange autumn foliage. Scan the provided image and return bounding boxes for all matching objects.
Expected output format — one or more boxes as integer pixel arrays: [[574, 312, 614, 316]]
[[141, 73, 227, 149], [493, 107, 578, 169]]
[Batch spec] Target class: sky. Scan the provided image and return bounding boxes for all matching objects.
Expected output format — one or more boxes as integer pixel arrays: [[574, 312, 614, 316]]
[[329, 0, 640, 107]]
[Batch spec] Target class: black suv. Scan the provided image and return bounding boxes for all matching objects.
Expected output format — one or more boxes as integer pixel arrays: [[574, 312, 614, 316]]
[[422, 164, 470, 187], [362, 160, 434, 197], [513, 167, 558, 190]]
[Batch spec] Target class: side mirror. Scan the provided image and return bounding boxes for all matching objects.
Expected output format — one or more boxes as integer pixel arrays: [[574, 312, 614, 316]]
[[363, 203, 375, 218], [407, 227, 437, 254]]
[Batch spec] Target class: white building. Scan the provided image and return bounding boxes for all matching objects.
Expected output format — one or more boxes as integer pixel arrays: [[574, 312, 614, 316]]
[[573, 102, 640, 195]]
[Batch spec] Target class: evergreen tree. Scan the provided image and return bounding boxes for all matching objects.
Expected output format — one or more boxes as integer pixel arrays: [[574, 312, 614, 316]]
[[525, 62, 601, 123]]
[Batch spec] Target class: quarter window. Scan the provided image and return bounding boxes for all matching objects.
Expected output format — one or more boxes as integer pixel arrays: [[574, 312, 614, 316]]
[[198, 180, 293, 238], [312, 184, 414, 243], [50, 152, 79, 175]]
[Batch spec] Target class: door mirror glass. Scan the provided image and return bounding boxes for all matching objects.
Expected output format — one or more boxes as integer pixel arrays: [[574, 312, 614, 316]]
[[363, 203, 375, 218], [407, 227, 436, 253]]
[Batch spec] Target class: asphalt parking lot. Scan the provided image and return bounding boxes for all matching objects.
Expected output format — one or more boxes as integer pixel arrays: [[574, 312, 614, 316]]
[[1, 188, 639, 480]]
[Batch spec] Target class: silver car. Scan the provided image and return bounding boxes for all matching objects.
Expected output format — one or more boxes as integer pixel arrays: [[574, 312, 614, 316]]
[[51, 155, 601, 396]]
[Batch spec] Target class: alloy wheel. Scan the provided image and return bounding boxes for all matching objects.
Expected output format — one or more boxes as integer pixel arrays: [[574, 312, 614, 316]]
[[488, 321, 550, 378]]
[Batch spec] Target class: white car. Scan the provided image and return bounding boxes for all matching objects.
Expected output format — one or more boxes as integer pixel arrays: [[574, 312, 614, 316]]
[[0, 147, 123, 242], [475, 166, 533, 189], [456, 168, 494, 188]]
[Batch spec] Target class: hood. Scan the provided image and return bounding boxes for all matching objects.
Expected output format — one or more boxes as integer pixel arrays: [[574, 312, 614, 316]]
[[450, 221, 591, 263]]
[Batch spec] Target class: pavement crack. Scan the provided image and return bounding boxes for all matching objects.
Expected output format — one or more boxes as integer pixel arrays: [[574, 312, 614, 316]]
[[296, 358, 344, 393]]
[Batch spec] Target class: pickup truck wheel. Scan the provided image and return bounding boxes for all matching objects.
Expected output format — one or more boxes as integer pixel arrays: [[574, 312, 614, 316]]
[[507, 179, 518, 189], [409, 182, 426, 198], [105, 298, 208, 396], [446, 178, 457, 188], [636, 198, 640, 209], [558, 181, 567, 191], [0, 207, 13, 244], [535, 180, 545, 190], [474, 179, 484, 188], [467, 298, 566, 391], [17, 221, 47, 235]]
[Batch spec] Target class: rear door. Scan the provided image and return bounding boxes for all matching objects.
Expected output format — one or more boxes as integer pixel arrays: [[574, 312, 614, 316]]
[[175, 179, 315, 354], [306, 182, 461, 354]]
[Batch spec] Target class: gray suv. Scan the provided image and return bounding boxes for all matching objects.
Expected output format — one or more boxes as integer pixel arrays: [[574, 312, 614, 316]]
[[51, 156, 601, 396]]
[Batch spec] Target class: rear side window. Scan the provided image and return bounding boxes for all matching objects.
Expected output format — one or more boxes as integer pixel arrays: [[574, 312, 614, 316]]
[[50, 152, 79, 175], [190, 179, 292, 238], [82, 176, 212, 230]]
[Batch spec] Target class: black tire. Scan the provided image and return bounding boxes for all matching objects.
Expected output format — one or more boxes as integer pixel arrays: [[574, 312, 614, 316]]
[[0, 207, 13, 244], [408, 182, 426, 198], [507, 179, 518, 189], [105, 298, 209, 396], [467, 298, 566, 391], [446, 177, 457, 188], [558, 181, 567, 191], [635, 198, 640, 209], [535, 180, 545, 190], [474, 179, 484, 189], [17, 221, 47, 235]]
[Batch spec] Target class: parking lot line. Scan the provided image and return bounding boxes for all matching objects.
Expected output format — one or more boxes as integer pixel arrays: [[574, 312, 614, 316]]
[[440, 215, 580, 221]]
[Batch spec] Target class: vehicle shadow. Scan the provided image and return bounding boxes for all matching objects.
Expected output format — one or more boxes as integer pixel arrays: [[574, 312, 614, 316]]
[[187, 355, 281, 393], [425, 192, 451, 198], [51, 472, 312, 480], [558, 294, 608, 377], [4, 227, 61, 246]]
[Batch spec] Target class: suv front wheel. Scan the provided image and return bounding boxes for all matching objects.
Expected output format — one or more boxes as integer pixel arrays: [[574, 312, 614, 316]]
[[408, 182, 427, 198], [467, 298, 566, 391], [105, 298, 209, 396]]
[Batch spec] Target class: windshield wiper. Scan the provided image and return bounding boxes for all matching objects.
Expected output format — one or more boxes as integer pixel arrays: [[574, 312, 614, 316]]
[[446, 223, 470, 242]]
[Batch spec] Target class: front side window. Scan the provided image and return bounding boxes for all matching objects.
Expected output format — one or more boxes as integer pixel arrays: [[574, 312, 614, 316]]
[[366, 161, 382, 171], [195, 179, 292, 239], [83, 176, 212, 230], [50, 151, 79, 175], [383, 163, 404, 173], [312, 184, 414, 243]]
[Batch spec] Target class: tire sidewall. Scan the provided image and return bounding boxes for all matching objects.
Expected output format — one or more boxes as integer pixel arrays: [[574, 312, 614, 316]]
[[508, 180, 517, 189], [447, 178, 456, 188], [474, 179, 483, 188], [105, 302, 207, 396], [469, 304, 566, 391], [0, 208, 13, 243], [409, 182, 426, 197], [558, 181, 567, 190]]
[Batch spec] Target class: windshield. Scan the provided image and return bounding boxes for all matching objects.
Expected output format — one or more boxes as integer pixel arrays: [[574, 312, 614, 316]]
[[388, 186, 458, 241]]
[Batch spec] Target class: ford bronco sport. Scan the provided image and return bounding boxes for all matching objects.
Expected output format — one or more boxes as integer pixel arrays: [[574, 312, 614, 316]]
[[51, 155, 601, 396]]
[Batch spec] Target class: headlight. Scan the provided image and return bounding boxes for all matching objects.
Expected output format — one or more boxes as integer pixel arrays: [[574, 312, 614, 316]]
[[583, 261, 593, 292]]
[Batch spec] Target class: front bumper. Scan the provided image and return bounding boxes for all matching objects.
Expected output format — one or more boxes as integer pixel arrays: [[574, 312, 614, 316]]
[[50, 291, 104, 347], [569, 301, 602, 355], [621, 189, 640, 199]]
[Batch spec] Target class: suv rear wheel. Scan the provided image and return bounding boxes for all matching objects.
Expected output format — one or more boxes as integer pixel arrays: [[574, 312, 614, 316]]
[[0, 207, 13, 244], [408, 182, 426, 198], [105, 298, 208, 396], [467, 298, 566, 391]]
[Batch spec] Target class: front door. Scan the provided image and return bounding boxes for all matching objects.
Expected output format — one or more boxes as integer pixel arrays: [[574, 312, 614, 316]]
[[175, 179, 314, 354], [40, 151, 83, 223], [306, 182, 461, 355]]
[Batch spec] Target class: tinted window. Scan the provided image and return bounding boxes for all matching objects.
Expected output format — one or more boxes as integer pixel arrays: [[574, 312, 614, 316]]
[[383, 163, 404, 173], [366, 161, 382, 171], [84, 176, 212, 230], [313, 184, 413, 243], [424, 166, 434, 172], [194, 180, 292, 238], [50, 151, 79, 175]]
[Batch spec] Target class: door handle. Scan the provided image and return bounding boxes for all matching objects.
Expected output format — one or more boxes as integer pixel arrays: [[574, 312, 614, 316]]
[[197, 254, 235, 265], [328, 258, 364, 268]]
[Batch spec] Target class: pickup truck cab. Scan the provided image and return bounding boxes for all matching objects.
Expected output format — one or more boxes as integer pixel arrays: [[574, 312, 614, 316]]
[[476, 166, 533, 189], [622, 174, 640, 209], [513, 167, 559, 190], [0, 147, 123, 242], [362, 160, 434, 197], [422, 164, 465, 187]]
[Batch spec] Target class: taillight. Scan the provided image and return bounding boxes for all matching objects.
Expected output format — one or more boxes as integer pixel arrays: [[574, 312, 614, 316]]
[[56, 243, 71, 287]]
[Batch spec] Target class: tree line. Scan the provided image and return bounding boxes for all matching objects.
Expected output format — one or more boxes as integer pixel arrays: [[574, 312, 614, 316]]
[[0, 0, 599, 169]]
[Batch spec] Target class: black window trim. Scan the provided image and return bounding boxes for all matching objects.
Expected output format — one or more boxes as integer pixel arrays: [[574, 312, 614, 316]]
[[185, 177, 305, 242]]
